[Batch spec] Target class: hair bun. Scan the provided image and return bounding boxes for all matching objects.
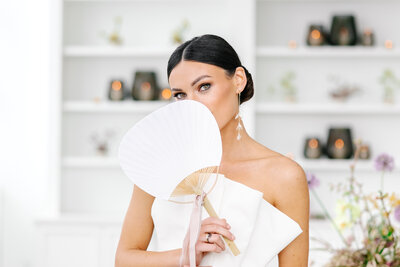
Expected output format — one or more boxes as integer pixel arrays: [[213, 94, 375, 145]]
[[240, 66, 254, 104]]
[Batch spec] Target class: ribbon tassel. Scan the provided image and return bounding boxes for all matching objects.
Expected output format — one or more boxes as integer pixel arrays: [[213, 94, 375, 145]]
[[180, 191, 210, 267]]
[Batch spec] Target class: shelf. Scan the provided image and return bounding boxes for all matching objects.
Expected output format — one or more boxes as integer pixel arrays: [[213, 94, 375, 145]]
[[62, 156, 396, 174], [63, 45, 177, 57], [63, 100, 170, 113], [298, 158, 375, 172], [258, 0, 398, 2], [36, 213, 123, 225], [255, 102, 400, 115], [65, 0, 219, 3], [256, 46, 400, 58], [63, 157, 120, 168]]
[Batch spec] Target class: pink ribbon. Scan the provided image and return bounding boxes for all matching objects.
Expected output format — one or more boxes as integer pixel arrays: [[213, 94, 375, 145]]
[[180, 191, 212, 267]]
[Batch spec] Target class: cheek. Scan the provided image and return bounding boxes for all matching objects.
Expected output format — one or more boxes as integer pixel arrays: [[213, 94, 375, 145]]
[[203, 84, 236, 129]]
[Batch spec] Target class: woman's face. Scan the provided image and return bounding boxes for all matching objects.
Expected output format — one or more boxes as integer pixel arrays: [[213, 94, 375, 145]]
[[168, 60, 245, 130]]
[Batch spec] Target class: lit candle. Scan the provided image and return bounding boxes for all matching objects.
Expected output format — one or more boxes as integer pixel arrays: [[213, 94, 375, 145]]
[[307, 25, 325, 46], [333, 138, 346, 158], [108, 79, 124, 101], [288, 40, 297, 49], [304, 137, 322, 159], [385, 40, 393, 49], [160, 88, 172, 100], [361, 28, 374, 46]]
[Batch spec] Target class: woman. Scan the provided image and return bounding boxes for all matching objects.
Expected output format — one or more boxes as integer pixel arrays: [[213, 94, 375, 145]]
[[115, 34, 309, 267]]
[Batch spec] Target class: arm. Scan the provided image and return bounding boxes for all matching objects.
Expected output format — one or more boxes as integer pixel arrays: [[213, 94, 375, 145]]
[[115, 184, 181, 267], [274, 160, 310, 266]]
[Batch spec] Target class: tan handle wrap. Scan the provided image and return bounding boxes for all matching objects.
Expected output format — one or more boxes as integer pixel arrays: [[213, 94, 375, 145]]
[[203, 196, 240, 256]]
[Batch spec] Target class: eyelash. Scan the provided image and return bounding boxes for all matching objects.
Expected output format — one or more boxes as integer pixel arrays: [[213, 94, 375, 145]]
[[173, 83, 211, 99]]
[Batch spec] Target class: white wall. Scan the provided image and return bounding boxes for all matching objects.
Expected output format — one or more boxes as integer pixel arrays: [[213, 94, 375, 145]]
[[0, 0, 51, 266]]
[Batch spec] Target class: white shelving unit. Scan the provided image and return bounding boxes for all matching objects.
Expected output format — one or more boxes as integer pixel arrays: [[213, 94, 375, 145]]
[[38, 0, 400, 265], [54, 0, 256, 215], [254, 0, 400, 224], [50, 0, 400, 227], [44, 0, 255, 220]]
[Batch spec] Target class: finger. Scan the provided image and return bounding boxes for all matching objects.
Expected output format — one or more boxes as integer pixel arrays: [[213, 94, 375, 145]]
[[198, 233, 225, 250], [210, 234, 225, 251], [196, 242, 223, 253], [202, 224, 235, 241], [202, 217, 230, 229]]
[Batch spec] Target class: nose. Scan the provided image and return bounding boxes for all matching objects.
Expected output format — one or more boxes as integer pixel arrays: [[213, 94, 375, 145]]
[[184, 92, 198, 102]]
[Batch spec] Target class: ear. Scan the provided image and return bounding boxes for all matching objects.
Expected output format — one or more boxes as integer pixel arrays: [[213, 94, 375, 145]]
[[234, 66, 247, 94]]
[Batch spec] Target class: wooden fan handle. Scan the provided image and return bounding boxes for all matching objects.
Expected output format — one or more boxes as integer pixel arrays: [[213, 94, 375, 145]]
[[203, 196, 240, 256]]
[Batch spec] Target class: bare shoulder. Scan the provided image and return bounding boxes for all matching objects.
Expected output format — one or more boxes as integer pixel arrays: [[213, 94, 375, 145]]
[[259, 153, 309, 209], [246, 147, 308, 207], [243, 140, 309, 226], [262, 154, 307, 199], [257, 149, 310, 265], [223, 141, 309, 208]]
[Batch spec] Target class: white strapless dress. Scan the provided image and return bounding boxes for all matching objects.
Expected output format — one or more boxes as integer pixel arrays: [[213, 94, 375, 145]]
[[146, 173, 303, 267]]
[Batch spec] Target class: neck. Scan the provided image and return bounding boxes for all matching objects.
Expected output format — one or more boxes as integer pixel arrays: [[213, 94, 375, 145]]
[[219, 114, 251, 164]]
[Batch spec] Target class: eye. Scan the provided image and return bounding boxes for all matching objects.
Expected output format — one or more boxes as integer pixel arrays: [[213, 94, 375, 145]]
[[173, 92, 186, 100], [199, 83, 211, 91]]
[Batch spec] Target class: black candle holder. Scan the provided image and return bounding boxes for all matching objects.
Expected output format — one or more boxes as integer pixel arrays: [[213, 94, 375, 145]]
[[132, 71, 159, 101], [108, 79, 125, 101], [303, 137, 323, 159], [326, 127, 354, 159], [306, 25, 327, 46], [329, 15, 358, 46]]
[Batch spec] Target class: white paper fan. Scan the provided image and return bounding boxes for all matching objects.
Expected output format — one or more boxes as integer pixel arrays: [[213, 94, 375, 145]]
[[117, 99, 222, 200], [117, 99, 240, 257]]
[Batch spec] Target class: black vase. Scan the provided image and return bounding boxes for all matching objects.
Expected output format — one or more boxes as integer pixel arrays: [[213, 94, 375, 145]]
[[329, 15, 358, 46], [326, 128, 354, 159], [132, 71, 159, 101]]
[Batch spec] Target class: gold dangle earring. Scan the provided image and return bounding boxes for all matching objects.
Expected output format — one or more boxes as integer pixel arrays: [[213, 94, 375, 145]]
[[234, 92, 243, 140]]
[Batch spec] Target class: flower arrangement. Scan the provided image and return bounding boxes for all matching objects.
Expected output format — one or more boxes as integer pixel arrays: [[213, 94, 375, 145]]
[[379, 69, 400, 104], [308, 142, 400, 266], [265, 71, 297, 103]]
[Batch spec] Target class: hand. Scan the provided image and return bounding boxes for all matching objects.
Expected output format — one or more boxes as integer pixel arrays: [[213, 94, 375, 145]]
[[180, 217, 235, 266]]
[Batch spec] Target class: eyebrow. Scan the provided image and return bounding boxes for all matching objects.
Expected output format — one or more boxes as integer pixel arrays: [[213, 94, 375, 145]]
[[171, 75, 211, 91]]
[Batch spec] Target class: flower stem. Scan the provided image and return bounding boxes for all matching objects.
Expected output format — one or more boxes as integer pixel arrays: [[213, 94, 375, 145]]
[[380, 171, 385, 193], [310, 188, 348, 247]]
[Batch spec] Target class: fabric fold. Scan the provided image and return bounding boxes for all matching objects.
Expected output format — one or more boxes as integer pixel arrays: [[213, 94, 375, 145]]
[[148, 173, 303, 267]]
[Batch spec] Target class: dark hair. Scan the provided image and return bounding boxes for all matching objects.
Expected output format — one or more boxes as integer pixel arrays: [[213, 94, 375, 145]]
[[167, 34, 254, 105]]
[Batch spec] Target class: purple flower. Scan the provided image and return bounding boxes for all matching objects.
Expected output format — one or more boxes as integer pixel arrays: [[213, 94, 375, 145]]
[[306, 172, 320, 190], [374, 153, 395, 172], [394, 205, 400, 222]]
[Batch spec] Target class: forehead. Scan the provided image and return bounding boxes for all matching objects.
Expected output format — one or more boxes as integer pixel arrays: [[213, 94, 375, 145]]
[[169, 60, 224, 84]]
